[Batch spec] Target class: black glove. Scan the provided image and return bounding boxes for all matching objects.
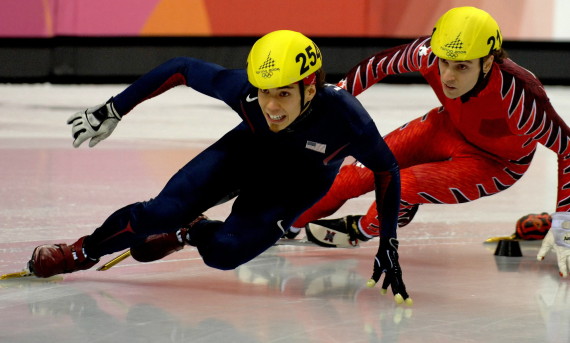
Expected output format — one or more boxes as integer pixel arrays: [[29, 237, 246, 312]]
[[367, 237, 413, 305]]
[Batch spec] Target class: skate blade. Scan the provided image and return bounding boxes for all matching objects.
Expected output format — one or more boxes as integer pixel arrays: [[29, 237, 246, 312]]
[[0, 270, 32, 279], [97, 250, 132, 271], [274, 238, 342, 247], [484, 234, 516, 243]]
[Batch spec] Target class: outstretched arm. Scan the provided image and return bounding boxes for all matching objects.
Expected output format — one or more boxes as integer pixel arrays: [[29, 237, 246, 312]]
[[112, 57, 233, 116], [338, 36, 431, 96], [353, 124, 411, 305], [367, 146, 411, 305], [67, 58, 246, 148]]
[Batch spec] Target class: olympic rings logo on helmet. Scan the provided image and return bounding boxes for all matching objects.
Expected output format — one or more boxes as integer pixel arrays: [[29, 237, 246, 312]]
[[247, 30, 322, 89], [256, 52, 279, 79]]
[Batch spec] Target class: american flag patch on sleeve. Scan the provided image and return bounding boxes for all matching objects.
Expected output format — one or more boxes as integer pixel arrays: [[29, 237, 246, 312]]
[[305, 141, 326, 153]]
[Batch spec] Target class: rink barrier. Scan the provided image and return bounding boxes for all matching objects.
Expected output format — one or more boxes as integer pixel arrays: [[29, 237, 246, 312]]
[[1, 37, 569, 85]]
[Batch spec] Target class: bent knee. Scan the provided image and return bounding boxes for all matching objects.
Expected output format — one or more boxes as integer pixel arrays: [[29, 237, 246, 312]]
[[199, 240, 248, 271], [203, 258, 241, 271]]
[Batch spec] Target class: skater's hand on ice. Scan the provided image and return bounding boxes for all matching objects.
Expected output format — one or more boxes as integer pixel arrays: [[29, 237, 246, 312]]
[[537, 212, 570, 277], [67, 98, 121, 148], [367, 237, 413, 305]]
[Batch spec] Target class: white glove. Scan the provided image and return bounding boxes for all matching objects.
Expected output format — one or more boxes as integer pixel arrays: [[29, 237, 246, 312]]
[[537, 212, 570, 277], [66, 99, 121, 148]]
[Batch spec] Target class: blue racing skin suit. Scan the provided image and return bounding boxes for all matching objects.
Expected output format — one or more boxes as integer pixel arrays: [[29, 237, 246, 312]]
[[83, 57, 401, 270]]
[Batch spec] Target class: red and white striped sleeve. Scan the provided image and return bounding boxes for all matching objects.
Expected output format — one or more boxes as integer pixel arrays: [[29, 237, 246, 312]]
[[338, 36, 434, 96]]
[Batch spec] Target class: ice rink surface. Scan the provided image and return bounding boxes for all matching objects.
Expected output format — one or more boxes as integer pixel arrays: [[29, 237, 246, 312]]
[[1, 83, 569, 343]]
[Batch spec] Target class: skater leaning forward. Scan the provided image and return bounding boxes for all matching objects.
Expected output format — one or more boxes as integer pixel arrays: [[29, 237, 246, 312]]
[[289, 7, 570, 277], [27, 30, 412, 304]]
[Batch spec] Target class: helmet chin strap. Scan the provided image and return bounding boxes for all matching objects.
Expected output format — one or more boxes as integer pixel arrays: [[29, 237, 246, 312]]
[[299, 72, 317, 113], [299, 82, 311, 114], [460, 63, 492, 102]]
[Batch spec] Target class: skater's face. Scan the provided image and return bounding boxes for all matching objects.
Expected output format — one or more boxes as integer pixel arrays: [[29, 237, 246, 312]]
[[438, 56, 493, 99], [258, 83, 316, 132]]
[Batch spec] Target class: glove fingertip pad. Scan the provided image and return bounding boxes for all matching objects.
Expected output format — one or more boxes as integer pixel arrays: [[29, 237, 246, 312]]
[[394, 294, 404, 304]]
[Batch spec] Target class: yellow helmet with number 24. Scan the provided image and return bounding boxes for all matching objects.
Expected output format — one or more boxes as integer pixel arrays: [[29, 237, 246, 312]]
[[247, 30, 322, 89], [431, 6, 502, 61]]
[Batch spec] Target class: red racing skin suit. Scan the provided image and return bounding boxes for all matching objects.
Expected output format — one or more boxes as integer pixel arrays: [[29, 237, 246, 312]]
[[293, 36, 570, 235]]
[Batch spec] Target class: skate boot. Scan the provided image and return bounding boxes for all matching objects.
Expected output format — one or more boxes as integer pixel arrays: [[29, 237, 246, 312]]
[[305, 215, 366, 248], [283, 227, 301, 239], [28, 236, 99, 278], [130, 215, 208, 262]]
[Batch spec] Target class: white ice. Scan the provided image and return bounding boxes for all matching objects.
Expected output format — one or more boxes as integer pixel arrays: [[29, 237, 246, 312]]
[[0, 83, 569, 343]]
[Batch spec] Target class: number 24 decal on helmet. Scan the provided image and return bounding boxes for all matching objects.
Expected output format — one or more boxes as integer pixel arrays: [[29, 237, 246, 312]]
[[486, 30, 502, 55]]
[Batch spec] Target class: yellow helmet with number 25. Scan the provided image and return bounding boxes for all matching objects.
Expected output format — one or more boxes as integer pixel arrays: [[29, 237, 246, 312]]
[[431, 6, 502, 61], [247, 30, 322, 89]]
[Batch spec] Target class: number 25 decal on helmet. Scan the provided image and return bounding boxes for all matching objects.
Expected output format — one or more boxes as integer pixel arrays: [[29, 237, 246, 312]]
[[431, 6, 502, 61], [247, 30, 323, 89]]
